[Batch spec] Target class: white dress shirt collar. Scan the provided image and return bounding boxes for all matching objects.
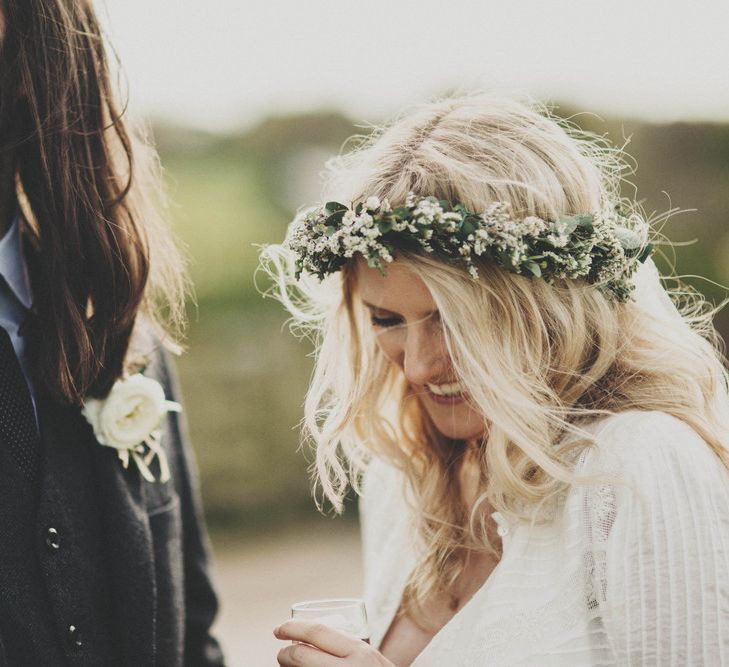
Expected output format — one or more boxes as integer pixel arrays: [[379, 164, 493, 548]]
[[0, 214, 33, 310]]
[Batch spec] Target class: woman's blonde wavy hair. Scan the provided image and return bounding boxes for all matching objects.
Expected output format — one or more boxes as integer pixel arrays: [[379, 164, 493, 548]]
[[260, 94, 729, 622]]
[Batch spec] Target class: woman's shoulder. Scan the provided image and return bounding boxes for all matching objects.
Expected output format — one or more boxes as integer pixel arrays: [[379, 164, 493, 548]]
[[571, 412, 729, 663], [560, 410, 729, 582], [571, 409, 729, 528], [587, 408, 708, 444], [578, 409, 725, 476]]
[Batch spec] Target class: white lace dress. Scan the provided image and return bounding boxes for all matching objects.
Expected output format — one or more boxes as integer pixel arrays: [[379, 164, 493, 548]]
[[359, 410, 729, 666]]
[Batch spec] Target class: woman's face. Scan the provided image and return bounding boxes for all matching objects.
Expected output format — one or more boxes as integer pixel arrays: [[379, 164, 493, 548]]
[[354, 255, 486, 443]]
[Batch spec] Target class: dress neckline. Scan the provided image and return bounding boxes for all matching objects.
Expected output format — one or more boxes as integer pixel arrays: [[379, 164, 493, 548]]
[[377, 511, 514, 665]]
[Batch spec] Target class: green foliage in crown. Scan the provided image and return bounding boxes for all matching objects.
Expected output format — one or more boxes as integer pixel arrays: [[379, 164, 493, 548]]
[[286, 193, 653, 302]]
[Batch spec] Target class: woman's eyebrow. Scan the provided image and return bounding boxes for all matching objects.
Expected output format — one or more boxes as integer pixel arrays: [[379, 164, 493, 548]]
[[361, 300, 394, 312]]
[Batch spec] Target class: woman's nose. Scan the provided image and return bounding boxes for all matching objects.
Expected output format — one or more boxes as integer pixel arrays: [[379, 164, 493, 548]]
[[402, 324, 447, 387]]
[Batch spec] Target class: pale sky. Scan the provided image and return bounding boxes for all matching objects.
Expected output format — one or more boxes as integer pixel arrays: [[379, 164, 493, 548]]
[[102, 0, 729, 132]]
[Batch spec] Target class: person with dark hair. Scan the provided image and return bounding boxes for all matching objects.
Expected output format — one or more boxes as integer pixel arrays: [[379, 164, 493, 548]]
[[0, 1, 224, 664]]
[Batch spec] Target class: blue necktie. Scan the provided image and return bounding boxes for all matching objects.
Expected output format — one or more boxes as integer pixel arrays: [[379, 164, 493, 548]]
[[0, 325, 40, 481]]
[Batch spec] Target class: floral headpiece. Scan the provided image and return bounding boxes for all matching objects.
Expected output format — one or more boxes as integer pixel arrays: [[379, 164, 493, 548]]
[[286, 193, 653, 302]]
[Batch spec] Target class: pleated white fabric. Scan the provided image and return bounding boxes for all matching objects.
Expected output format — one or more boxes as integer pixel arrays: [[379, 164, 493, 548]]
[[359, 410, 729, 666]]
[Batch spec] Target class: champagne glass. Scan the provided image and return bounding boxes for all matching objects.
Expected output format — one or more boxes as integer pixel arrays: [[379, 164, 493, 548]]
[[291, 598, 370, 644]]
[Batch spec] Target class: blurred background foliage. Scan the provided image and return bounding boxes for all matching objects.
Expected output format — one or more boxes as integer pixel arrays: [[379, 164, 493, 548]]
[[154, 106, 729, 544]]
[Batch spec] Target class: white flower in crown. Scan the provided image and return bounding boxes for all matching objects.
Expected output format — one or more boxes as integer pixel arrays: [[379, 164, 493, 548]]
[[82, 373, 181, 483], [364, 196, 381, 211]]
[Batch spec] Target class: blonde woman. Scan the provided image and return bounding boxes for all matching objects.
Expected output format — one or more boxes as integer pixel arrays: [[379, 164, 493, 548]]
[[262, 95, 729, 666]]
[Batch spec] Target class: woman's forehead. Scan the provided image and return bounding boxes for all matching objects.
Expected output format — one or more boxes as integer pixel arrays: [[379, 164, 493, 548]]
[[353, 255, 436, 313]]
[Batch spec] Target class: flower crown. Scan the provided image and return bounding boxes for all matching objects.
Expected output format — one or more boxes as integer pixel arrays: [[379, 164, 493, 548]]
[[286, 192, 653, 302]]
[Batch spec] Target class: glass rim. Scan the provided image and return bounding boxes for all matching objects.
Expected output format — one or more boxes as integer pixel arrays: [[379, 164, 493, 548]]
[[291, 597, 365, 613]]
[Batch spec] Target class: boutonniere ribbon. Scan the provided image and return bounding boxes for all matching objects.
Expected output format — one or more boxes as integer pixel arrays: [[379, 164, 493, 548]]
[[81, 374, 181, 483]]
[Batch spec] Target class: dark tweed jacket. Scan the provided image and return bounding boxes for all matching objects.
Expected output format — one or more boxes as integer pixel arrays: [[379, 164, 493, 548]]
[[0, 337, 225, 666]]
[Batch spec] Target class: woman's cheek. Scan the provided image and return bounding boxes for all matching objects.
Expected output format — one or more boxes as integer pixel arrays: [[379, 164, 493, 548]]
[[374, 331, 403, 368]]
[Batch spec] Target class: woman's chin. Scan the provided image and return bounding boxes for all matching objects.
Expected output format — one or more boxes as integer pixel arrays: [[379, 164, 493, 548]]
[[435, 425, 486, 441], [421, 396, 486, 442]]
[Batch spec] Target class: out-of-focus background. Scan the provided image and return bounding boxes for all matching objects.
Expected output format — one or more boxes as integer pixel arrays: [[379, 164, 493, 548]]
[[101, 1, 729, 663]]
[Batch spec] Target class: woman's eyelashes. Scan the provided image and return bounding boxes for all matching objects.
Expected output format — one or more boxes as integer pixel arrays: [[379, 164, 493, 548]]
[[368, 310, 440, 329], [370, 314, 403, 328]]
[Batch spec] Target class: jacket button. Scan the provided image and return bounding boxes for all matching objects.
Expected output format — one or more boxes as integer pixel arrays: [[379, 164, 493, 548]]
[[45, 527, 61, 551], [67, 625, 83, 650]]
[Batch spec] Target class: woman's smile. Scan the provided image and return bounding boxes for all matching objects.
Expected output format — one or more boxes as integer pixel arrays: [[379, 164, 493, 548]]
[[425, 381, 467, 405]]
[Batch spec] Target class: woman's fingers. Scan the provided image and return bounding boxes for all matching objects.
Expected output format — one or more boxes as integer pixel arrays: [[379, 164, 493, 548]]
[[277, 642, 341, 667], [274, 620, 362, 657]]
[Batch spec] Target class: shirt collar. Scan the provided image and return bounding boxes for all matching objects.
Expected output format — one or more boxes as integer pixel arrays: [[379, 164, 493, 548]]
[[0, 213, 34, 310]]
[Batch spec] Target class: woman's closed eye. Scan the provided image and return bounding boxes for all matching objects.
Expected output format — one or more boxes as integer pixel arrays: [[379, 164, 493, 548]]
[[370, 314, 403, 328]]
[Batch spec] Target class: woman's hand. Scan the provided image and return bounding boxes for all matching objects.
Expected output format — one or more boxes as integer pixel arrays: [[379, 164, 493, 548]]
[[274, 621, 395, 666]]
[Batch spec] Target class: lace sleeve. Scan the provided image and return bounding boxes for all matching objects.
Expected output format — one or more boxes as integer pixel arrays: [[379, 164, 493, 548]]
[[590, 411, 729, 664]]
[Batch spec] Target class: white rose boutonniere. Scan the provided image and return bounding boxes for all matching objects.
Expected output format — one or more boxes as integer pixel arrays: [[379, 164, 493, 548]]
[[82, 373, 182, 483]]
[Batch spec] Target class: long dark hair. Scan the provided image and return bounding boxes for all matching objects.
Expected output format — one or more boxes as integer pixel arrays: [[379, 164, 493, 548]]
[[0, 0, 186, 405]]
